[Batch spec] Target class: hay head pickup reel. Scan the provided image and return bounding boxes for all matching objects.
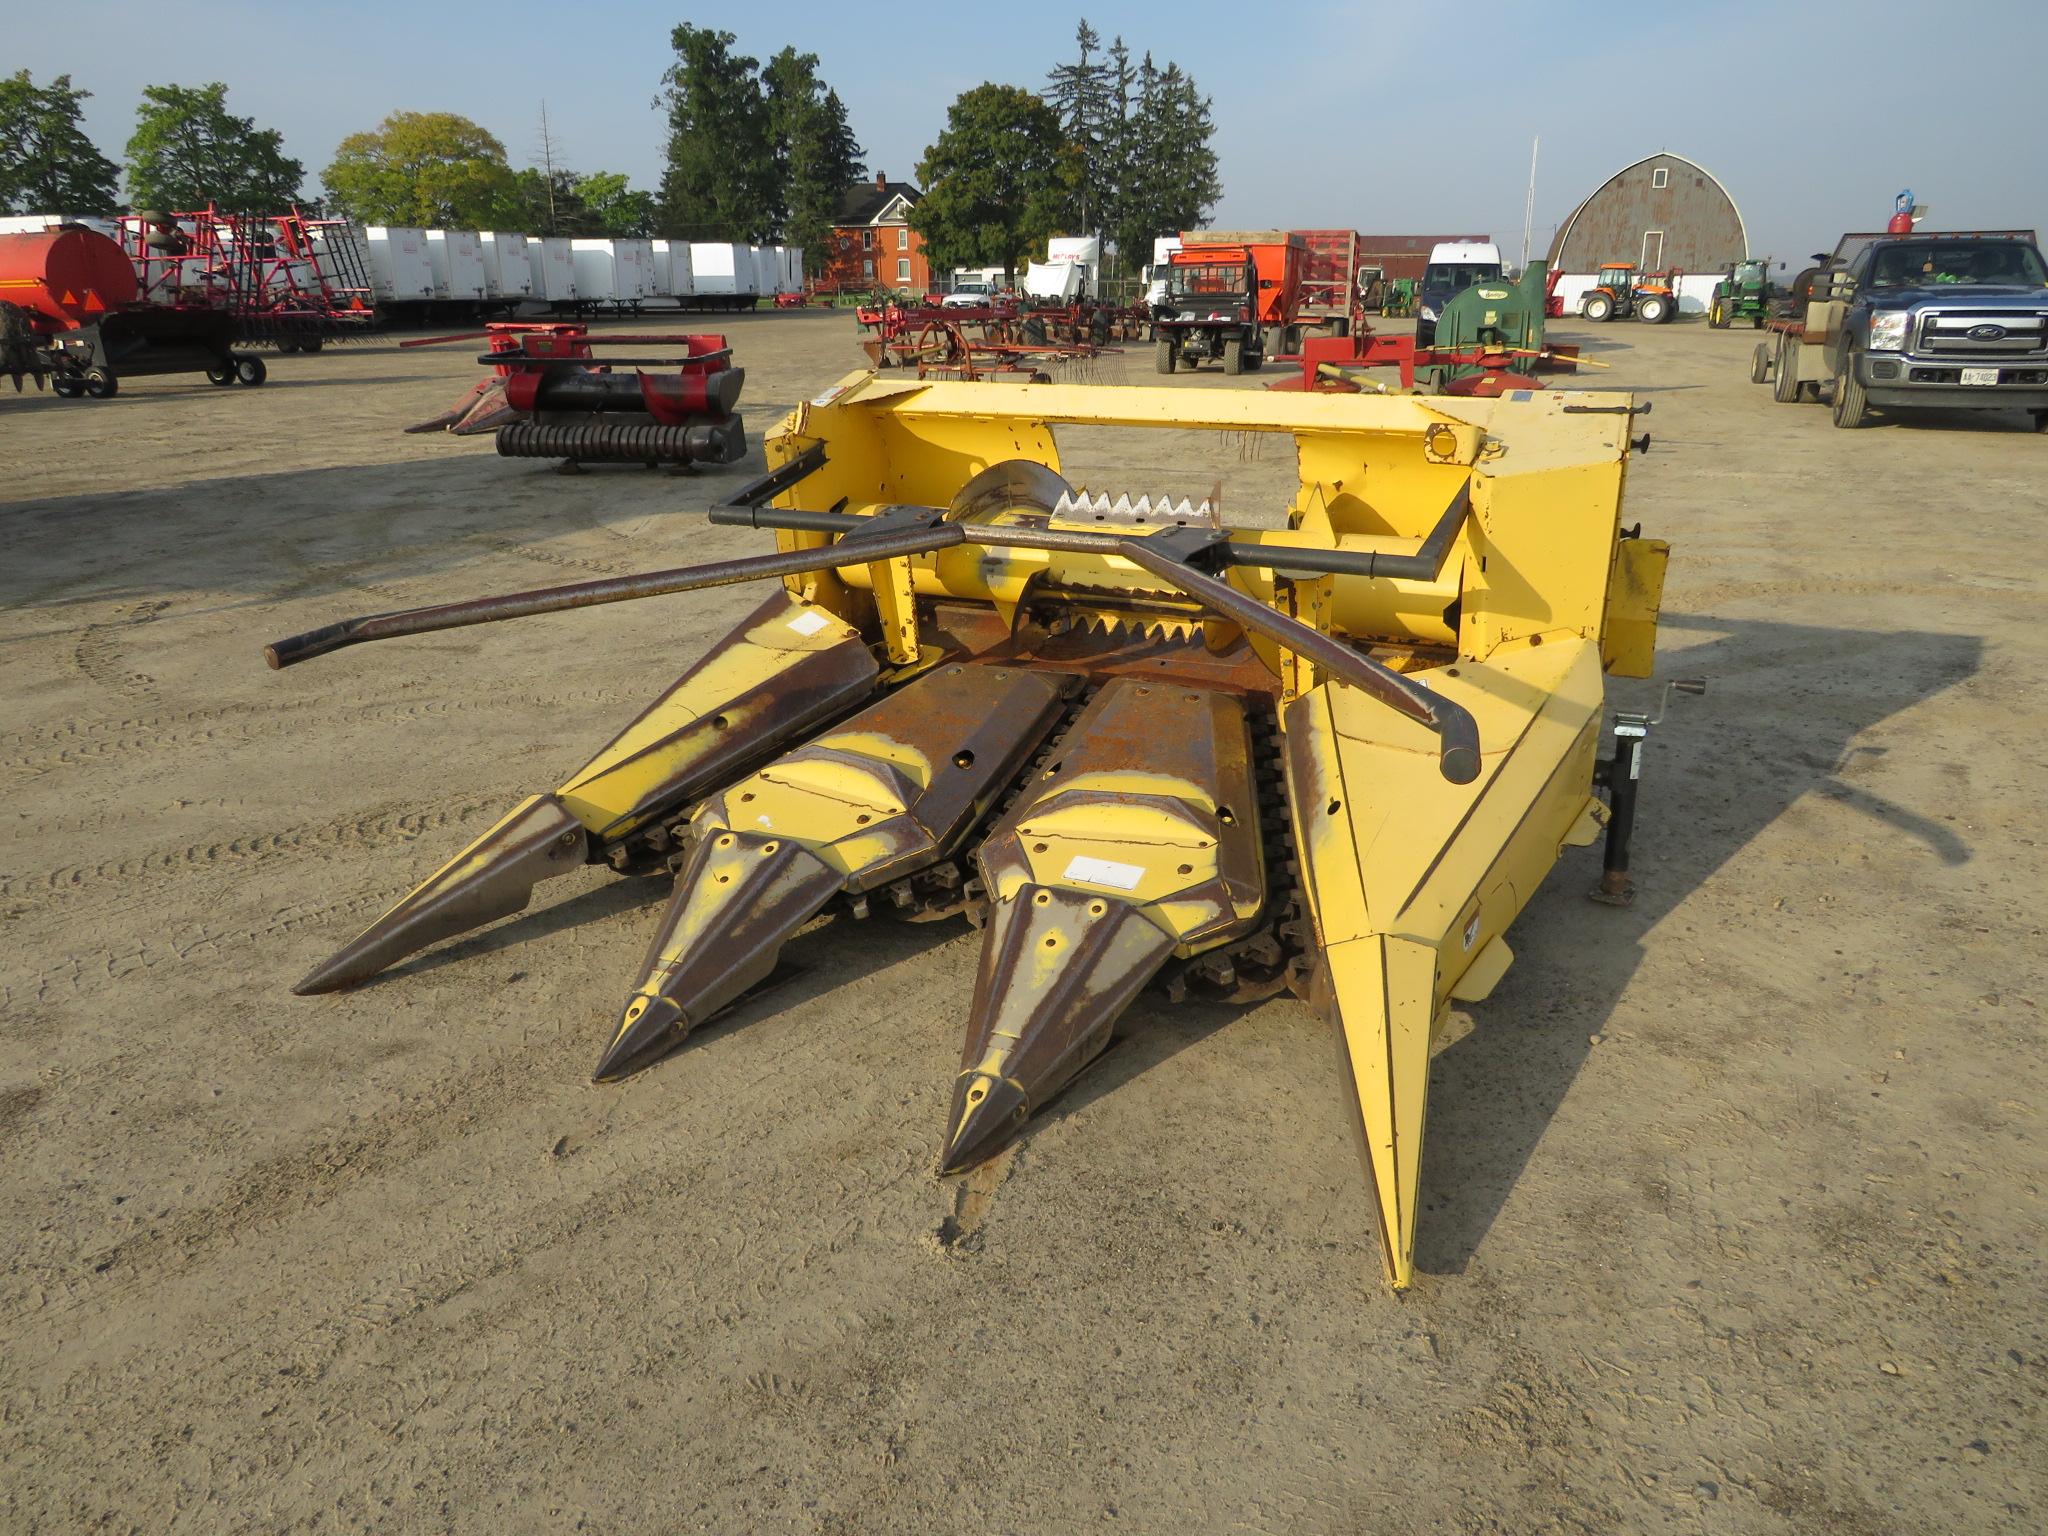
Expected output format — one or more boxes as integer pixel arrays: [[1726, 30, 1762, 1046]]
[[404, 321, 747, 470], [268, 376, 1679, 1290]]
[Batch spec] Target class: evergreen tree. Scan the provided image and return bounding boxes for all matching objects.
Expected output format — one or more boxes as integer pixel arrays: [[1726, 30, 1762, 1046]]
[[0, 71, 121, 214], [764, 48, 865, 276], [1111, 56, 1221, 269], [658, 25, 777, 242], [912, 84, 1071, 283], [125, 82, 302, 211], [1098, 38, 1136, 268], [1043, 20, 1111, 238]]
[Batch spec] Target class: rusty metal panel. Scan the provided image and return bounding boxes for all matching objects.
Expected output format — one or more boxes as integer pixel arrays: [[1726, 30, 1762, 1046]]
[[1548, 154, 1745, 273]]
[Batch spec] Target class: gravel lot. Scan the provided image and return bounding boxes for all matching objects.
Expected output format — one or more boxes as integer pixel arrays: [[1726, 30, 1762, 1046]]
[[2, 309, 2042, 1533]]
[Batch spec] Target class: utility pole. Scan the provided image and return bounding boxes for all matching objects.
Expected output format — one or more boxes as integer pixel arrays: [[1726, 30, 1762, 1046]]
[[1521, 136, 1540, 271]]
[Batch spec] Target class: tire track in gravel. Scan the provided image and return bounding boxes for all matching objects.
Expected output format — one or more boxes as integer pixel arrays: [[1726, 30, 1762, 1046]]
[[11, 983, 937, 1393], [1, 686, 629, 780], [68, 601, 169, 706], [0, 791, 507, 908], [469, 533, 636, 580], [3, 884, 397, 1011]]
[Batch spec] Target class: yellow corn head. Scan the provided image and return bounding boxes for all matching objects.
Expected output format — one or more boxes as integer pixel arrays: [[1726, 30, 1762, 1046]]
[[269, 372, 1668, 1288]]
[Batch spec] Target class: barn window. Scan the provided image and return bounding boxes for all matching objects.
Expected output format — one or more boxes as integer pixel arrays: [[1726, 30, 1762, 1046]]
[[1652, 167, 1669, 189]]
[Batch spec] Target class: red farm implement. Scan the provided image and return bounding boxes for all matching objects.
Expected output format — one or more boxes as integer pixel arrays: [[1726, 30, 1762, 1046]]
[[119, 205, 376, 349], [1268, 325, 1589, 397], [857, 298, 1144, 370], [402, 321, 747, 470], [880, 316, 1118, 383]]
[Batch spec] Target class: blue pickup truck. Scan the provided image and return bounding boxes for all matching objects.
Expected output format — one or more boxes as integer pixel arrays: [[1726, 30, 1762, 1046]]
[[1758, 230, 2048, 430]]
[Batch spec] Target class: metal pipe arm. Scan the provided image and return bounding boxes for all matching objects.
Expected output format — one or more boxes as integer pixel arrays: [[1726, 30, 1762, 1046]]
[[1116, 537, 1481, 785], [263, 523, 963, 670]]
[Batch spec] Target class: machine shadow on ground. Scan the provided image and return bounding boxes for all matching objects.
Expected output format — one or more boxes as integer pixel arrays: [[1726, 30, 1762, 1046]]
[[1413, 610, 1981, 1277], [0, 451, 782, 613]]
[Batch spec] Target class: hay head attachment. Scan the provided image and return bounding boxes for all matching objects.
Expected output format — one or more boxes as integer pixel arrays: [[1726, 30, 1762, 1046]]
[[267, 371, 1672, 1289], [402, 322, 747, 468]]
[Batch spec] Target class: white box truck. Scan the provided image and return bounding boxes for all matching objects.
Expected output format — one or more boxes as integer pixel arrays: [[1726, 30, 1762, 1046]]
[[653, 239, 694, 302], [426, 229, 488, 303], [570, 239, 623, 303], [479, 232, 534, 301], [528, 237, 577, 306], [365, 226, 435, 303], [689, 242, 755, 309], [613, 238, 655, 303]]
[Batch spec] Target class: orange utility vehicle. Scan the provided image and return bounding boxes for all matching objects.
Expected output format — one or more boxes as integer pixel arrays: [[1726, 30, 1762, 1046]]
[[1154, 229, 1307, 374]]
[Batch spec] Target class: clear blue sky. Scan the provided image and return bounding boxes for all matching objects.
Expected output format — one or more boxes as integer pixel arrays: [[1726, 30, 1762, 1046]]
[[18, 0, 2047, 263]]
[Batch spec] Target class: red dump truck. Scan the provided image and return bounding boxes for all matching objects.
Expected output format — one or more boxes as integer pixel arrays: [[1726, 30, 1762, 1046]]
[[1154, 230, 1307, 374]]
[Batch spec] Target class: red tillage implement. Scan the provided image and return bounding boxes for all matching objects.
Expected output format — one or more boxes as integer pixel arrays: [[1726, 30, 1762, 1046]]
[[403, 321, 747, 469], [119, 205, 375, 349]]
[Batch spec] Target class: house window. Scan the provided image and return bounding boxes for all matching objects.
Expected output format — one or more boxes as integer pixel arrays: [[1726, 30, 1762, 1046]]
[[863, 258, 874, 281], [1651, 166, 1669, 189], [897, 257, 910, 282], [896, 228, 906, 251], [861, 230, 872, 250]]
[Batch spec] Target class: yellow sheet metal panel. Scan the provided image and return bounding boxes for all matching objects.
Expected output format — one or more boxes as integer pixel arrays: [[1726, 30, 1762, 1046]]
[[1602, 537, 1669, 679], [1322, 932, 1439, 1288], [1284, 638, 1607, 1287], [556, 596, 875, 838]]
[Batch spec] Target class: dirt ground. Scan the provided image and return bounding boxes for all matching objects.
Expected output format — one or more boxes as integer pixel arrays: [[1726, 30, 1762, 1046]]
[[2, 309, 2043, 1535]]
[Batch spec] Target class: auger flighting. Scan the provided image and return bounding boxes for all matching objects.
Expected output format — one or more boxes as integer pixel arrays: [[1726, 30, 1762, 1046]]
[[268, 375, 1671, 1289]]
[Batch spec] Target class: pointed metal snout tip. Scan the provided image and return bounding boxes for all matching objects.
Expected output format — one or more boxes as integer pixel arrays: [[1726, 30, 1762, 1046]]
[[592, 993, 690, 1083], [939, 1074, 1029, 1175], [292, 953, 370, 996]]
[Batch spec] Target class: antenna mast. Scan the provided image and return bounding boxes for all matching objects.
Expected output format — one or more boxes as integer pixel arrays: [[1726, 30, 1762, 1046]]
[[1521, 136, 1540, 270]]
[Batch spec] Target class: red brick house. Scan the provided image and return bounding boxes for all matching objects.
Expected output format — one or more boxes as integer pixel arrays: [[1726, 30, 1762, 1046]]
[[815, 174, 935, 295]]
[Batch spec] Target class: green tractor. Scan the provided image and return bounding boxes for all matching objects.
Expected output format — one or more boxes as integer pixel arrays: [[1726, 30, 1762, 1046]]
[[1381, 277, 1416, 318], [1708, 258, 1772, 329]]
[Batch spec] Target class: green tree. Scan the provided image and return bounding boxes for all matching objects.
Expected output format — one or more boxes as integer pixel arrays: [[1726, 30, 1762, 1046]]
[[1043, 20, 1111, 240], [322, 111, 515, 227], [1111, 57, 1220, 271], [125, 82, 302, 210], [912, 84, 1072, 284], [658, 25, 776, 242], [500, 165, 584, 235], [0, 71, 121, 213], [764, 47, 865, 276], [574, 171, 656, 238]]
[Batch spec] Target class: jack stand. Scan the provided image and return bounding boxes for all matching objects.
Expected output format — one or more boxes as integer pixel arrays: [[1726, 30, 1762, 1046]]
[[1591, 678, 1706, 906]]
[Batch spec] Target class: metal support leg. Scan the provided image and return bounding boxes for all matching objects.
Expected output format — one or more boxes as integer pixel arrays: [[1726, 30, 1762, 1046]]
[[1588, 679, 1704, 907], [1591, 720, 1646, 906]]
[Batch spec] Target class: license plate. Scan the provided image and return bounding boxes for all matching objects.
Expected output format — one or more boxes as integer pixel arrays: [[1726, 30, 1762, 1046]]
[[1960, 366, 2001, 386]]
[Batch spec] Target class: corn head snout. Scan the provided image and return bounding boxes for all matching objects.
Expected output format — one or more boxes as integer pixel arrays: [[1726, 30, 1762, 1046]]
[[269, 374, 1667, 1289]]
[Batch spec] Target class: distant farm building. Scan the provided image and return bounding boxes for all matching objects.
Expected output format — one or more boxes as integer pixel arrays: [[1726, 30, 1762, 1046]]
[[1546, 153, 1747, 314], [816, 173, 936, 296], [1355, 233, 1491, 283]]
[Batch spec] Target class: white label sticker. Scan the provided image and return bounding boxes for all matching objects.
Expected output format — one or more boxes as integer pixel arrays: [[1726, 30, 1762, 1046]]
[[1062, 855, 1146, 891], [1462, 909, 1481, 951], [786, 610, 830, 637]]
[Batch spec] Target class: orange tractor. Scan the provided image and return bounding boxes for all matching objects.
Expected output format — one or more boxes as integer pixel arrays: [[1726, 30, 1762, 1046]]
[[1579, 263, 1683, 324]]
